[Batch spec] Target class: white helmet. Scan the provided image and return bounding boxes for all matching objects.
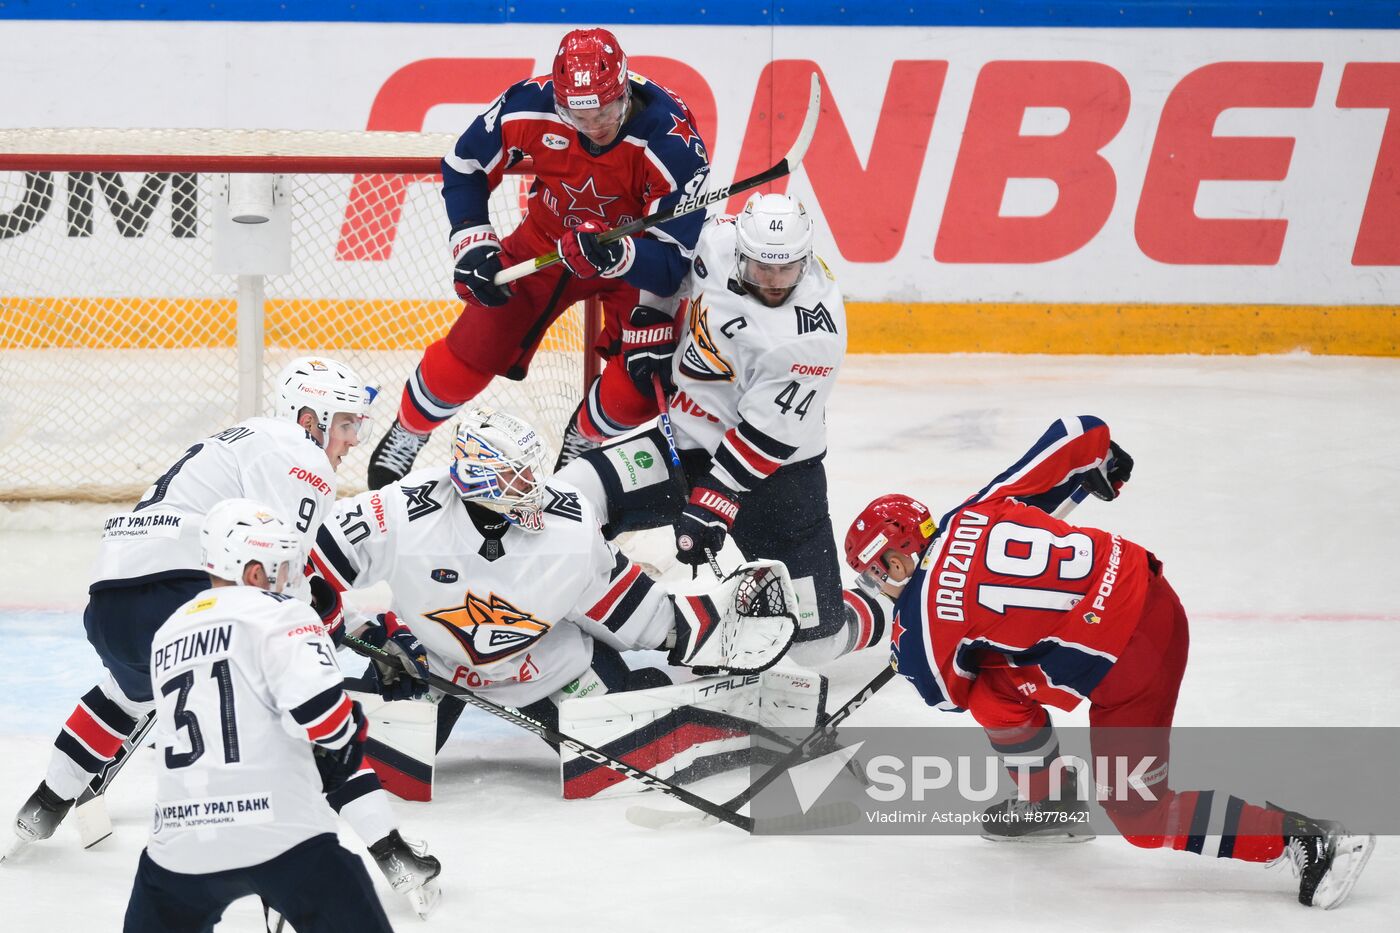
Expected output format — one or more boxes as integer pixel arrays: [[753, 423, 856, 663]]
[[733, 193, 814, 299], [274, 356, 376, 444], [200, 498, 303, 591], [449, 407, 548, 532]]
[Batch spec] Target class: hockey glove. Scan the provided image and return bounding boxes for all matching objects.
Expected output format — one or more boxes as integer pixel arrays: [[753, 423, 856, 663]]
[[361, 612, 430, 701], [558, 220, 635, 280], [1081, 440, 1135, 502], [675, 479, 740, 567], [307, 574, 346, 645], [313, 700, 369, 792], [451, 223, 511, 307], [622, 304, 678, 395]]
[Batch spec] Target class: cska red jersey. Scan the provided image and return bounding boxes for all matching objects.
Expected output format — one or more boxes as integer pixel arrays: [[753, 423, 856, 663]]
[[890, 416, 1154, 712], [441, 73, 710, 297]]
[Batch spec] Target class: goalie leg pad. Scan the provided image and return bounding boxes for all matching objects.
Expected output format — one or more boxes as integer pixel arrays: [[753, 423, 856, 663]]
[[346, 690, 436, 802]]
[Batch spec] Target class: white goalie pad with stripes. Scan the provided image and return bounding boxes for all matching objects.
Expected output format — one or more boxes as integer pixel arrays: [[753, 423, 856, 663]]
[[557, 666, 827, 799]]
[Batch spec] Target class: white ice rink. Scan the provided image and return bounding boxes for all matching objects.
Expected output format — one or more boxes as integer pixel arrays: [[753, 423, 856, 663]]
[[1, 353, 1397, 931]]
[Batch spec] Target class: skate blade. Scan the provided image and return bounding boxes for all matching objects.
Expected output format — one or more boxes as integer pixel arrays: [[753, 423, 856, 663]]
[[1, 835, 29, 865], [407, 878, 442, 919], [1315, 834, 1376, 910]]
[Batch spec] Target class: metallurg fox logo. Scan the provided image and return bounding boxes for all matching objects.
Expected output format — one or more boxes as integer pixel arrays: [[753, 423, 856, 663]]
[[678, 296, 735, 382], [425, 592, 549, 665]]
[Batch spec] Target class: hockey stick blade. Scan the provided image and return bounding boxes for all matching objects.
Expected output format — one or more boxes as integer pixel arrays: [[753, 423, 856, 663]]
[[74, 797, 114, 849], [495, 72, 822, 286]]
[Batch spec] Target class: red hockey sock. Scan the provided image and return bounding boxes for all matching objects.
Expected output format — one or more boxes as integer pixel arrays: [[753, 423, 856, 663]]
[[397, 339, 493, 434]]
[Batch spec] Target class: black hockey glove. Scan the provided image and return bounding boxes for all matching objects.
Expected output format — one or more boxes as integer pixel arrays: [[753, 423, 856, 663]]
[[558, 220, 635, 279], [1081, 440, 1135, 502], [675, 479, 740, 567], [360, 612, 430, 701], [622, 304, 678, 395], [451, 223, 511, 307], [313, 700, 368, 792], [307, 574, 346, 645]]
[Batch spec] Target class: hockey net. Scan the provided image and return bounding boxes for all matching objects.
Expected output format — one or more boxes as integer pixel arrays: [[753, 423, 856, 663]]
[[0, 129, 600, 502]]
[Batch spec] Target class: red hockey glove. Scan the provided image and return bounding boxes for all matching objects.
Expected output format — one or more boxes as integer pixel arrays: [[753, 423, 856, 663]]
[[558, 220, 634, 279]]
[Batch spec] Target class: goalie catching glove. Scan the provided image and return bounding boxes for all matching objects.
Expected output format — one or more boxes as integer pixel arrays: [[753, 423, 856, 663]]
[[667, 560, 799, 675], [357, 612, 430, 701]]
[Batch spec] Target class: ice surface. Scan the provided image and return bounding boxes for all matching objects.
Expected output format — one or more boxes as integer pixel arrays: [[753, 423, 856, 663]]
[[1, 354, 1396, 931]]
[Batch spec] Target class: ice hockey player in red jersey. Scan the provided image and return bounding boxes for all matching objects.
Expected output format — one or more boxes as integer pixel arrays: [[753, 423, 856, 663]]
[[845, 416, 1375, 910], [367, 27, 711, 488]]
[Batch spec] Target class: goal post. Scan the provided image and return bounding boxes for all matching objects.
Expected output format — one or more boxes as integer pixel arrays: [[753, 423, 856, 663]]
[[0, 129, 602, 502]]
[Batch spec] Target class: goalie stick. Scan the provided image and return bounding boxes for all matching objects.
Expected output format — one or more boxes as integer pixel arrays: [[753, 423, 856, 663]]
[[72, 709, 157, 848], [343, 635, 846, 833], [493, 72, 823, 287], [627, 477, 1096, 830], [626, 663, 895, 830], [652, 372, 725, 579]]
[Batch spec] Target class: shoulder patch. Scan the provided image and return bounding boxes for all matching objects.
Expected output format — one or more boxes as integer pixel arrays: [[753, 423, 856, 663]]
[[795, 302, 838, 336], [431, 568, 459, 584], [402, 480, 445, 522], [544, 487, 583, 522]]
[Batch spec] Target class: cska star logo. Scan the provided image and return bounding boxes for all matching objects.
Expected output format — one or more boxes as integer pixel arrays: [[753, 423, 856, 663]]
[[561, 178, 620, 219], [677, 297, 735, 382], [666, 114, 700, 147], [425, 591, 551, 666]]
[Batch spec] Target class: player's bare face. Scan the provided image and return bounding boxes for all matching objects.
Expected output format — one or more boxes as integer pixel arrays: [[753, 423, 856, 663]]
[[559, 95, 629, 146], [741, 258, 805, 307], [322, 411, 365, 470]]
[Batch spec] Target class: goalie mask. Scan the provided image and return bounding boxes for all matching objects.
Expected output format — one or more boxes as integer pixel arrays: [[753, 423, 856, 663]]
[[733, 193, 814, 307], [200, 498, 303, 592], [844, 494, 937, 595], [449, 408, 548, 532], [274, 356, 377, 445]]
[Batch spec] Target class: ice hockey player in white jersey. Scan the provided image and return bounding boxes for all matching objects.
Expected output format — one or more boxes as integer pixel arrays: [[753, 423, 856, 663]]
[[8, 357, 375, 853], [310, 407, 801, 745], [557, 194, 887, 667], [123, 498, 438, 932]]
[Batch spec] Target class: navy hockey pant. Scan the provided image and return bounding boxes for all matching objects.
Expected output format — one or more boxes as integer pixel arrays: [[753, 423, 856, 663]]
[[85, 572, 209, 703], [123, 833, 393, 933]]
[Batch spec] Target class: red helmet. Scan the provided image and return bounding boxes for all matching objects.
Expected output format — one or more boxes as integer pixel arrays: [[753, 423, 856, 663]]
[[552, 28, 629, 110], [844, 494, 937, 576]]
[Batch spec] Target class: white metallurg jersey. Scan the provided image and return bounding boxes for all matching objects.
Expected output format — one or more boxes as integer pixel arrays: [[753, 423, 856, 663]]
[[90, 417, 336, 591], [667, 217, 847, 491], [147, 586, 356, 873], [311, 469, 673, 707]]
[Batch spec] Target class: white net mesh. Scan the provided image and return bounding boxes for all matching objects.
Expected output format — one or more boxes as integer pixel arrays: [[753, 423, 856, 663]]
[[0, 130, 596, 501]]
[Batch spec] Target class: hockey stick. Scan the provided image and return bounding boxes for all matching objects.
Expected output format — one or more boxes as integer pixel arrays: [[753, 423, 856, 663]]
[[342, 635, 845, 832], [73, 709, 157, 848], [626, 663, 896, 830], [494, 72, 823, 287], [651, 372, 725, 579]]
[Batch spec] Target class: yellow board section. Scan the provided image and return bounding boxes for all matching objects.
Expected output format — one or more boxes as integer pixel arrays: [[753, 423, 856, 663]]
[[847, 303, 1400, 357], [3, 297, 1398, 355]]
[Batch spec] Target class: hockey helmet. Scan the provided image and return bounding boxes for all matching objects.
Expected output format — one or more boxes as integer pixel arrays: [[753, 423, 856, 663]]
[[552, 28, 630, 129], [844, 494, 937, 592], [449, 407, 549, 532], [734, 193, 814, 300], [200, 498, 303, 591], [274, 356, 376, 444]]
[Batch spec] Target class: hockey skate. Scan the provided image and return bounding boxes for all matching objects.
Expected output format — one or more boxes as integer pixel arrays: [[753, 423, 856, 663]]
[[369, 830, 442, 919], [1281, 811, 1375, 909], [3, 781, 74, 862], [980, 792, 1096, 844], [553, 403, 598, 472], [368, 421, 431, 490]]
